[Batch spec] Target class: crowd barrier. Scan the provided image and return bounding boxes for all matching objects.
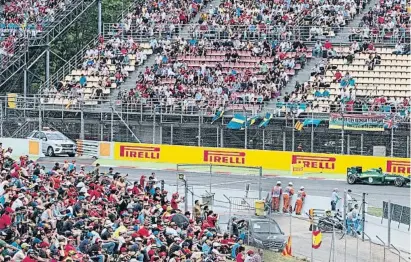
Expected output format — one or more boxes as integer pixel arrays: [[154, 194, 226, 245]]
[[76, 139, 113, 159], [0, 137, 408, 176], [105, 142, 409, 176], [0, 138, 43, 158]]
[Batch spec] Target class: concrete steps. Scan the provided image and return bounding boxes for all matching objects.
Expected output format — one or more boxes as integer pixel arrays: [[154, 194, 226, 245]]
[[280, 0, 378, 99]]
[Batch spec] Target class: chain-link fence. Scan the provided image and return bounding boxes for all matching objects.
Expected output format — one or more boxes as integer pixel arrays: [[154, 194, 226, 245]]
[[175, 164, 263, 200], [1, 95, 410, 158]]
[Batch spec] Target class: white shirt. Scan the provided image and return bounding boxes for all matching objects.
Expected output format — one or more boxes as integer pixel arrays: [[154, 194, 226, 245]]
[[0, 181, 9, 195], [91, 230, 101, 244], [11, 198, 23, 210], [245, 255, 254, 262], [346, 193, 352, 204], [331, 191, 340, 202], [12, 250, 26, 262]]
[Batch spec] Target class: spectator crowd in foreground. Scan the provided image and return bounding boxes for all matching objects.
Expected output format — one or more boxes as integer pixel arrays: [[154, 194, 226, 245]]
[[0, 145, 263, 262]]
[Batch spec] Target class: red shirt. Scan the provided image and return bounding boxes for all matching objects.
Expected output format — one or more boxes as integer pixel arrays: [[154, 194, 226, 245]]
[[132, 186, 141, 196], [90, 190, 102, 199], [171, 198, 178, 210], [64, 244, 76, 256], [221, 239, 230, 245], [22, 257, 36, 262], [0, 214, 12, 229], [236, 253, 245, 262], [140, 177, 146, 188], [201, 221, 210, 230], [324, 41, 332, 50], [334, 72, 342, 80], [52, 176, 61, 189], [207, 215, 217, 227], [137, 227, 150, 238]]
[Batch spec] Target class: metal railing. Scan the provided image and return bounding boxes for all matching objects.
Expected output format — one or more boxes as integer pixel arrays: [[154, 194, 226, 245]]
[[102, 24, 410, 45], [38, 37, 100, 94], [1, 94, 410, 158], [0, 0, 75, 39], [7, 94, 411, 121], [29, 0, 98, 46]]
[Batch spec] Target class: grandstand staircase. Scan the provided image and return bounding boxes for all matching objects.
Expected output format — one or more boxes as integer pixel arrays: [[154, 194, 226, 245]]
[[330, 0, 378, 43], [113, 0, 221, 97], [280, 0, 378, 98]]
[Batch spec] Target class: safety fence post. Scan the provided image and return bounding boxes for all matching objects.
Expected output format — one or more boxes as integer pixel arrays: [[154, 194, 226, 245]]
[[343, 190, 347, 262], [388, 200, 391, 247], [258, 167, 262, 200], [223, 194, 232, 235], [362, 193, 366, 241]]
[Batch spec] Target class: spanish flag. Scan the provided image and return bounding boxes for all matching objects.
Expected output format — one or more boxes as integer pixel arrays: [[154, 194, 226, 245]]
[[294, 121, 303, 131], [282, 236, 292, 257], [312, 230, 322, 249]]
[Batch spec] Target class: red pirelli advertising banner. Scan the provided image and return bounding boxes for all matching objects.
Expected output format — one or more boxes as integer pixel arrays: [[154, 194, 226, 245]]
[[113, 143, 410, 176]]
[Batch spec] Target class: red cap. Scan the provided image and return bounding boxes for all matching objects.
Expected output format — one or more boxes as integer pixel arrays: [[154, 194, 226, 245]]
[[4, 207, 14, 213], [247, 250, 254, 255]]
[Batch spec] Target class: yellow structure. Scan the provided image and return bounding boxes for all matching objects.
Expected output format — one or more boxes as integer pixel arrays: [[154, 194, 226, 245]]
[[112, 142, 410, 176], [254, 200, 265, 216]]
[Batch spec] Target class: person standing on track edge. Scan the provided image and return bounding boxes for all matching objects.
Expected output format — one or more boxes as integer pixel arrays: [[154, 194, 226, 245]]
[[271, 181, 282, 212], [283, 182, 294, 213], [294, 186, 306, 215], [331, 188, 341, 211]]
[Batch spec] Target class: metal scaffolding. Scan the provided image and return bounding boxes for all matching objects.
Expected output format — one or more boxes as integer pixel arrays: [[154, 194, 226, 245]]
[[0, 0, 99, 93], [1, 95, 409, 158]]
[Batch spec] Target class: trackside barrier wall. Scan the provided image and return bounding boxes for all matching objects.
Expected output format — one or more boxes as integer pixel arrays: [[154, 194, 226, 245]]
[[76, 140, 98, 158], [0, 138, 43, 158], [76, 140, 113, 159], [101, 142, 410, 176]]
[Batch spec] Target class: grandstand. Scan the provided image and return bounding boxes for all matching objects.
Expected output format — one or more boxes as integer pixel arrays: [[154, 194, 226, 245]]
[[0, 0, 98, 92]]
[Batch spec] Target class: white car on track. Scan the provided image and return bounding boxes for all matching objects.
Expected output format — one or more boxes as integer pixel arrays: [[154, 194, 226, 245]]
[[27, 129, 77, 157]]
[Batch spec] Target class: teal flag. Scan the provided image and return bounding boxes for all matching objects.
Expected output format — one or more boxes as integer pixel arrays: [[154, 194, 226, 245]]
[[227, 114, 247, 130], [303, 119, 321, 127], [259, 113, 273, 128], [246, 116, 260, 127], [211, 110, 224, 123]]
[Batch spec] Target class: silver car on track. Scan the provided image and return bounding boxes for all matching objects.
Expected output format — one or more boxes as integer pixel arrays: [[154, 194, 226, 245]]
[[27, 130, 77, 157]]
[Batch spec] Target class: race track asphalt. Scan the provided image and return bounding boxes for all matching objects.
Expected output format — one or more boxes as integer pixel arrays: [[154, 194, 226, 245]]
[[37, 157, 410, 207]]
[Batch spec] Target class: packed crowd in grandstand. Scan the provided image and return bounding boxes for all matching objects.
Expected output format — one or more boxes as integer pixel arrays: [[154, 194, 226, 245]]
[[3, 0, 411, 118], [0, 0, 70, 65]]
